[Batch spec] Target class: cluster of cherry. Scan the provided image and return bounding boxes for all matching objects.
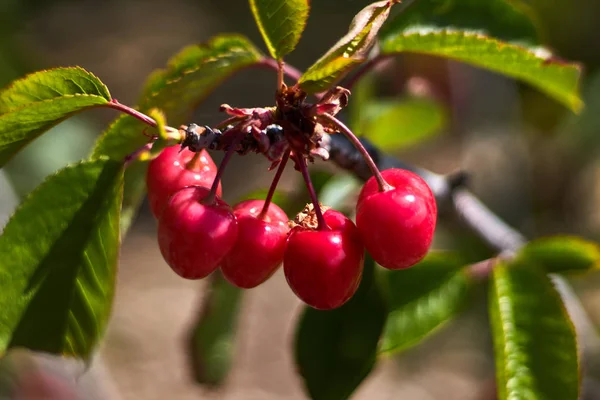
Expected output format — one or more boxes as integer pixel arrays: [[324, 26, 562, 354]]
[[146, 136, 436, 310]]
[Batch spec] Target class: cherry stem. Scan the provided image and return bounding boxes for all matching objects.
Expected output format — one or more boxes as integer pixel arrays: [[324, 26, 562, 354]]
[[216, 115, 242, 129], [320, 113, 392, 192], [277, 60, 285, 88], [295, 153, 327, 231], [204, 130, 245, 204], [185, 151, 202, 170], [107, 99, 157, 127], [260, 57, 303, 82], [258, 149, 291, 220]]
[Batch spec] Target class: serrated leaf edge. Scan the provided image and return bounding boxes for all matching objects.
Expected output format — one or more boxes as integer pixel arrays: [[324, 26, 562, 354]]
[[381, 29, 583, 112]]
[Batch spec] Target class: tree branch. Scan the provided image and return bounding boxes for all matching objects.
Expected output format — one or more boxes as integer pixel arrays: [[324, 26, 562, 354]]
[[324, 132, 526, 253], [324, 132, 599, 382]]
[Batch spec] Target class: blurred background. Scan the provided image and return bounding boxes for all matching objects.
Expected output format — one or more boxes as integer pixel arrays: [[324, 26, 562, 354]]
[[1, 0, 600, 399]]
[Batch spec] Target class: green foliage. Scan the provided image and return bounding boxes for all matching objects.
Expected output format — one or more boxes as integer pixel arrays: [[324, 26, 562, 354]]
[[0, 67, 110, 113], [0, 67, 111, 167], [380, 30, 582, 112], [318, 174, 361, 215], [0, 158, 123, 359], [118, 109, 166, 235], [381, 0, 539, 45], [93, 115, 147, 236], [558, 72, 600, 159], [294, 257, 387, 400], [249, 0, 309, 60], [360, 98, 447, 151], [379, 253, 472, 354], [519, 236, 600, 274], [91, 34, 263, 234], [120, 158, 149, 235], [190, 272, 244, 385], [298, 0, 399, 93], [140, 35, 263, 125], [489, 260, 579, 400], [93, 35, 263, 161]]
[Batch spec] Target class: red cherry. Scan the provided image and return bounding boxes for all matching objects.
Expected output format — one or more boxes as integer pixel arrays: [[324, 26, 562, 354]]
[[147, 145, 222, 218], [221, 200, 289, 288], [158, 186, 237, 279], [356, 168, 436, 270], [284, 208, 364, 310]]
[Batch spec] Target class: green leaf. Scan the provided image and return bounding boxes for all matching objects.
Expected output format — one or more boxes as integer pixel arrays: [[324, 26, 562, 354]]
[[0, 158, 123, 358], [519, 236, 600, 274], [295, 256, 387, 400], [249, 0, 309, 60], [140, 35, 263, 122], [91, 114, 146, 162], [380, 30, 582, 112], [189, 272, 244, 386], [318, 173, 361, 213], [93, 34, 263, 161], [361, 97, 447, 151], [91, 36, 262, 232], [379, 253, 472, 355], [0, 67, 110, 113], [489, 260, 579, 400], [298, 0, 400, 93], [0, 67, 111, 167], [381, 0, 540, 45], [120, 159, 149, 235], [119, 110, 167, 235], [349, 73, 376, 131]]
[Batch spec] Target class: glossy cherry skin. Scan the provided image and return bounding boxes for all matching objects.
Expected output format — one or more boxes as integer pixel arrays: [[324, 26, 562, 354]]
[[356, 168, 436, 270], [221, 200, 289, 288], [157, 186, 237, 279], [147, 145, 222, 218], [284, 209, 364, 310]]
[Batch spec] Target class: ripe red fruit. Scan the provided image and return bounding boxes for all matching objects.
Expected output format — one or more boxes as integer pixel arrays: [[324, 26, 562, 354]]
[[221, 200, 289, 288], [356, 168, 436, 270], [284, 207, 364, 310], [157, 186, 237, 279], [146, 145, 222, 218]]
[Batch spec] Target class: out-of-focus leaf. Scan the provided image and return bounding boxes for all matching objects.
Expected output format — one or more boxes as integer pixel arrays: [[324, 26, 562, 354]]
[[519, 236, 600, 274], [140, 35, 263, 123], [489, 260, 579, 400], [4, 117, 98, 199], [120, 159, 149, 235], [379, 252, 472, 354], [298, 0, 400, 93], [349, 73, 376, 131], [381, 0, 540, 45], [92, 34, 263, 161], [249, 0, 309, 60], [91, 35, 263, 232], [189, 272, 244, 386], [318, 173, 361, 213], [295, 256, 387, 400], [558, 71, 600, 158], [380, 30, 582, 112], [238, 169, 335, 221], [0, 158, 123, 359], [361, 97, 446, 150], [0, 67, 111, 167], [118, 110, 166, 235]]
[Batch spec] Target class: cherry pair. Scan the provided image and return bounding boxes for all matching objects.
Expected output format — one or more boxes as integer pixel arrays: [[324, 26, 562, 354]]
[[146, 145, 287, 288]]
